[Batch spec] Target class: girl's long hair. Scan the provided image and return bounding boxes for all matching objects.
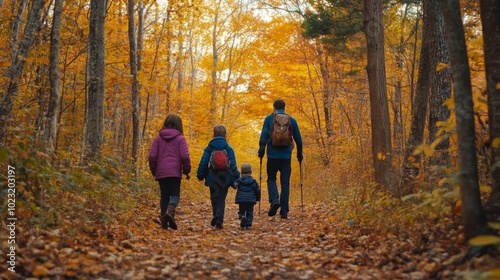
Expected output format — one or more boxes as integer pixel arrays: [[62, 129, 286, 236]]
[[163, 114, 184, 135]]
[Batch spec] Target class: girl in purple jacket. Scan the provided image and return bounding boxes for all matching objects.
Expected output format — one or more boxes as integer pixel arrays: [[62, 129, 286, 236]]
[[149, 114, 191, 230]]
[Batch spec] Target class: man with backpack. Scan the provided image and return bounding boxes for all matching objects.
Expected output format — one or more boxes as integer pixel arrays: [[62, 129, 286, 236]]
[[197, 124, 240, 229], [258, 99, 303, 219]]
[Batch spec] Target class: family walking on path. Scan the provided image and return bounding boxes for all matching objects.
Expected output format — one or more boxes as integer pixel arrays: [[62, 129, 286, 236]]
[[148, 99, 303, 230]]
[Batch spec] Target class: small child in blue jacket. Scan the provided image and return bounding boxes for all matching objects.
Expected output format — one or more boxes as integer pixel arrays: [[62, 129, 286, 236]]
[[235, 163, 261, 229]]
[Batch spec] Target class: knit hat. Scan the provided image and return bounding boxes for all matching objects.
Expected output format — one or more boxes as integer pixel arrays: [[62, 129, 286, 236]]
[[241, 163, 252, 175]]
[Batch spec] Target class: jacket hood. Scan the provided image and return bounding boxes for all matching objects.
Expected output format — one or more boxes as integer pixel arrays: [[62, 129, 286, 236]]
[[208, 136, 229, 150], [159, 128, 181, 141], [239, 175, 255, 184]]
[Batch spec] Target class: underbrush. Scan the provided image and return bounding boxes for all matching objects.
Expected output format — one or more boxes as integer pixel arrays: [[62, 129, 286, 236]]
[[0, 139, 493, 254], [300, 166, 466, 251], [0, 142, 158, 249]]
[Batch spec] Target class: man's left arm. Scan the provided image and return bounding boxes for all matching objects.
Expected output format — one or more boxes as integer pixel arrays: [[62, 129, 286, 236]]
[[292, 118, 303, 162]]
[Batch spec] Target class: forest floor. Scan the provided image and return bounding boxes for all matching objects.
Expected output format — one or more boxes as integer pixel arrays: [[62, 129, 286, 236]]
[[1, 200, 499, 280]]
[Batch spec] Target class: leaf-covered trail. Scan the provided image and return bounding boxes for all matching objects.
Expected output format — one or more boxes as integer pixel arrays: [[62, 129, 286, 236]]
[[2, 201, 497, 279]]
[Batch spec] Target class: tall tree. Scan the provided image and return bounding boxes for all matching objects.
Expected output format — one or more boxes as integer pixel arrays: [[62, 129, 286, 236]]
[[44, 0, 64, 154], [165, 1, 173, 112], [128, 0, 141, 167], [364, 0, 393, 191], [8, 0, 28, 63], [403, 0, 451, 190], [0, 0, 45, 142], [84, 0, 107, 162], [300, 0, 365, 167], [210, 0, 222, 126], [480, 0, 500, 220], [439, 0, 486, 240], [427, 0, 451, 166], [387, 2, 418, 189]]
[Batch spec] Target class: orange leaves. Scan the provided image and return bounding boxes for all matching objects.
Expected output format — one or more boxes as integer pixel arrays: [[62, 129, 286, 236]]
[[469, 235, 500, 247], [436, 62, 448, 72], [31, 265, 50, 277], [492, 137, 500, 148], [2, 195, 499, 279]]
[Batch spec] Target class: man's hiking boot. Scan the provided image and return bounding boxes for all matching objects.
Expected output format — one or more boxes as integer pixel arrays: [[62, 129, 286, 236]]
[[215, 221, 223, 229], [165, 204, 177, 230], [240, 216, 247, 228], [211, 217, 217, 226], [268, 203, 280, 217]]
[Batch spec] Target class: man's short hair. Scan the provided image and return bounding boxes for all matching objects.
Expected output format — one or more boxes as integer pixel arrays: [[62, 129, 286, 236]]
[[273, 99, 286, 110], [213, 124, 227, 137]]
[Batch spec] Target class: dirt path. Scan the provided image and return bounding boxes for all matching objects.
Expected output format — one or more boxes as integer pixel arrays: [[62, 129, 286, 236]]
[[2, 200, 497, 279]]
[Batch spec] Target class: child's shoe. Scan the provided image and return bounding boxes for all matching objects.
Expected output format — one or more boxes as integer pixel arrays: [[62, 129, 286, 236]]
[[160, 214, 168, 229], [240, 216, 247, 228]]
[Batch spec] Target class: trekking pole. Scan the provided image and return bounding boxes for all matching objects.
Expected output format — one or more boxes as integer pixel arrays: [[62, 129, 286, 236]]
[[259, 157, 262, 216], [300, 160, 304, 214]]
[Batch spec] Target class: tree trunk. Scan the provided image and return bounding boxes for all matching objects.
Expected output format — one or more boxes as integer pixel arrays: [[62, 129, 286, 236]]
[[364, 0, 393, 191], [0, 0, 45, 143], [403, 0, 433, 191], [310, 47, 333, 167], [188, 25, 195, 139], [128, 0, 140, 167], [319, 53, 334, 139], [44, 0, 64, 154], [34, 65, 48, 145], [211, 0, 221, 126], [427, 0, 451, 166], [393, 4, 410, 160], [85, 0, 107, 162], [137, 2, 143, 72], [480, 0, 500, 221], [142, 14, 165, 140], [138, 2, 147, 140], [176, 34, 186, 112], [165, 3, 172, 113], [439, 0, 486, 240], [8, 0, 27, 62]]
